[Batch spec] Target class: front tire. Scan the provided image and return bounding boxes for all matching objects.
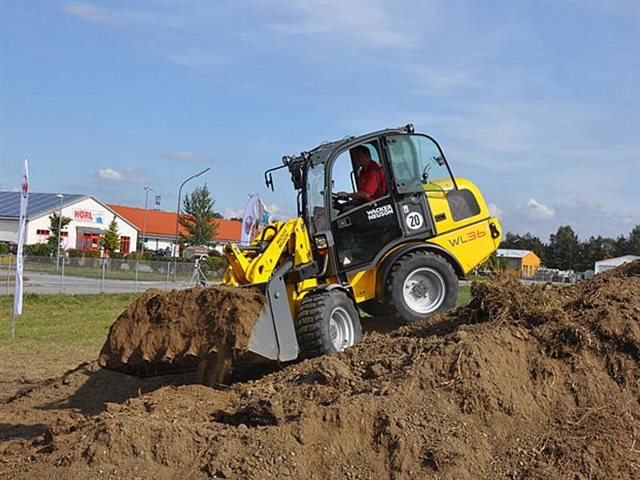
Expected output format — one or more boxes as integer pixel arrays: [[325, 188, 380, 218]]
[[385, 251, 458, 324], [296, 289, 362, 359]]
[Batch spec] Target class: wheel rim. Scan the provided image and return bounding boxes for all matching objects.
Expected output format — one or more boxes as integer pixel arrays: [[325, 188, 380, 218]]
[[329, 306, 356, 351], [402, 267, 446, 315]]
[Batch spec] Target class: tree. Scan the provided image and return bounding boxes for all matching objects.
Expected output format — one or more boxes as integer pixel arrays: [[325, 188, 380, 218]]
[[546, 225, 580, 270], [47, 212, 72, 251], [179, 184, 218, 247], [500, 231, 547, 264], [627, 225, 640, 255], [101, 218, 121, 254]]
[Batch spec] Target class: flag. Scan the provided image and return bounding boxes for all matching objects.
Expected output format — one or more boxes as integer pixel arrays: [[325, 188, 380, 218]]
[[13, 158, 29, 317], [240, 195, 273, 246], [240, 195, 262, 246]]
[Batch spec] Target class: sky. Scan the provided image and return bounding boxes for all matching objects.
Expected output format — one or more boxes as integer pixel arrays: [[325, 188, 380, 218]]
[[1, 0, 638, 241]]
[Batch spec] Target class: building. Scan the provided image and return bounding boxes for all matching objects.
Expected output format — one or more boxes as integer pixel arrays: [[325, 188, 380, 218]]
[[0, 192, 138, 254], [108, 205, 242, 255], [496, 248, 541, 278], [594, 255, 639, 274]]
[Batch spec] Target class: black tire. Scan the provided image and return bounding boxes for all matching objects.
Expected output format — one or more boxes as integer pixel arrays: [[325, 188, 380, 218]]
[[385, 251, 458, 324], [296, 289, 363, 359]]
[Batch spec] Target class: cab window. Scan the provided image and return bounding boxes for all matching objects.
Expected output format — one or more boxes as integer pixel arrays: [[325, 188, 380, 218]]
[[330, 141, 387, 216], [387, 135, 455, 193]]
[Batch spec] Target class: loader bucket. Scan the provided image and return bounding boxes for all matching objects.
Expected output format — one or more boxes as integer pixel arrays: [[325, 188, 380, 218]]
[[98, 261, 299, 384]]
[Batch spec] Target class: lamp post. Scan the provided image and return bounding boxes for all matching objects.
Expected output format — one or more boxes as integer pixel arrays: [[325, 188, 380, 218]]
[[141, 185, 153, 254], [56, 194, 64, 270], [173, 167, 210, 278]]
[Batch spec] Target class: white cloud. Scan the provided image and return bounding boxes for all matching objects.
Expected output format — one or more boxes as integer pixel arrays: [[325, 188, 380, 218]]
[[269, 2, 415, 48], [224, 208, 244, 219], [526, 198, 555, 220], [160, 151, 209, 163], [63, 3, 110, 23], [96, 168, 123, 181], [488, 202, 503, 219], [95, 167, 147, 183], [224, 202, 292, 222]]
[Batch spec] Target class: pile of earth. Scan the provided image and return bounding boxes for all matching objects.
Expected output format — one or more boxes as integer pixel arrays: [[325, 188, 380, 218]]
[[98, 285, 265, 384], [1, 260, 639, 479]]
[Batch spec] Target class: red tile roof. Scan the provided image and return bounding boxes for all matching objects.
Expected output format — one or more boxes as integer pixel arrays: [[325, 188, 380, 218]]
[[108, 205, 241, 242]]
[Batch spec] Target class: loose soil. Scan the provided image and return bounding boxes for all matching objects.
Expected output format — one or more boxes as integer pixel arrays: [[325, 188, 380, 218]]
[[98, 285, 265, 383], [1, 262, 639, 479]]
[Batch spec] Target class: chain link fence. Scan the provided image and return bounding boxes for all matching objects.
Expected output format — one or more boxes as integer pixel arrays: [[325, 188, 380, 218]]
[[0, 255, 224, 295]]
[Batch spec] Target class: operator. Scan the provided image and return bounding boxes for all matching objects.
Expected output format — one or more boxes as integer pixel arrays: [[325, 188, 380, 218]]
[[337, 145, 387, 207]]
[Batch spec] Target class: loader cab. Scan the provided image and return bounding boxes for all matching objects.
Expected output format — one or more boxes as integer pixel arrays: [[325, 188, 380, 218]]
[[303, 126, 461, 277]]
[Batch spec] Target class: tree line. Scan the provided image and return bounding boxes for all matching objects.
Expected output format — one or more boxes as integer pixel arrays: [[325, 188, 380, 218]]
[[500, 225, 640, 272]]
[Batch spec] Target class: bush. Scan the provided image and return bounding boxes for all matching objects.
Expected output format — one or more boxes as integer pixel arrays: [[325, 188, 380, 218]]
[[126, 251, 153, 261], [207, 256, 227, 275], [24, 243, 53, 257], [0, 243, 9, 255], [67, 249, 82, 258]]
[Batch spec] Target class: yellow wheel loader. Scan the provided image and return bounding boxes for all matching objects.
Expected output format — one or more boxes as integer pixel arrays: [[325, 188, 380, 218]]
[[100, 124, 501, 379]]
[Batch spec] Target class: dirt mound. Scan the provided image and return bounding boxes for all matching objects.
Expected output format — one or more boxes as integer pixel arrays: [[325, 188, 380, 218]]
[[2, 261, 639, 479], [98, 285, 265, 382]]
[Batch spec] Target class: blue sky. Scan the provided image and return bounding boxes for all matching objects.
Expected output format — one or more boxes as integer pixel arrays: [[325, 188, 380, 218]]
[[1, 1, 638, 241]]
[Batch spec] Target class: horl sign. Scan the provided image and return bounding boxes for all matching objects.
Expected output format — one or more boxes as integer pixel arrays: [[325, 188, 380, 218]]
[[73, 209, 105, 224]]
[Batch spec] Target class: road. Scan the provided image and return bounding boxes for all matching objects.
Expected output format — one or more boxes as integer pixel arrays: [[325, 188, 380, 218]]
[[1, 271, 201, 295]]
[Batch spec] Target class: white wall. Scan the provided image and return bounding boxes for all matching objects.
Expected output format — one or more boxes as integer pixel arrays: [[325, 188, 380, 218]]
[[142, 237, 173, 252], [26, 197, 138, 253]]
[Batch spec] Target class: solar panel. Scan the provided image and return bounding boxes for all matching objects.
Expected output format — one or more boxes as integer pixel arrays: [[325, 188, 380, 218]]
[[0, 192, 86, 218]]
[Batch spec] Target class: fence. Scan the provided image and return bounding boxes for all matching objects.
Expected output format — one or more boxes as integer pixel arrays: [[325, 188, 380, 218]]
[[0, 255, 224, 295]]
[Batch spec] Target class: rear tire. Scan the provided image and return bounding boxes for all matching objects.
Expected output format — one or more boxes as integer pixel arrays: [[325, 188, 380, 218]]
[[296, 289, 362, 359], [385, 251, 458, 324]]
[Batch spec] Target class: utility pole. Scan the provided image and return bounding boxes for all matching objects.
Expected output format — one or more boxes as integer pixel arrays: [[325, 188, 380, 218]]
[[142, 185, 153, 254], [56, 194, 64, 270]]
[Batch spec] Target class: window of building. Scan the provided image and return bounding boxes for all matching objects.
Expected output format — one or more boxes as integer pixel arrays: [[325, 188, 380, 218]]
[[120, 236, 130, 254], [36, 229, 50, 244]]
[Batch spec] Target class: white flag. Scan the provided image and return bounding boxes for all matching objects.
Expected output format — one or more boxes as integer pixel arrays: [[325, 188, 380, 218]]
[[14, 158, 29, 316], [240, 195, 261, 246]]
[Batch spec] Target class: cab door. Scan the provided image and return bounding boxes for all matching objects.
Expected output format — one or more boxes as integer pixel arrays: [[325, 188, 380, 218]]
[[329, 140, 403, 272], [383, 134, 450, 239]]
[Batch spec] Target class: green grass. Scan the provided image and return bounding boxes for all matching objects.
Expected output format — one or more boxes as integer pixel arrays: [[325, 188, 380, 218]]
[[457, 285, 471, 306], [0, 293, 140, 348]]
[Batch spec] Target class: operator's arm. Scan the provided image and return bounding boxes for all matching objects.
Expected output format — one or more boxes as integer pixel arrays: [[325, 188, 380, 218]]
[[337, 190, 371, 202]]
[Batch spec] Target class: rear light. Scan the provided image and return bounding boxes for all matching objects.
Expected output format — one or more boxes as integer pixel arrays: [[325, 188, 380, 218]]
[[314, 234, 330, 255]]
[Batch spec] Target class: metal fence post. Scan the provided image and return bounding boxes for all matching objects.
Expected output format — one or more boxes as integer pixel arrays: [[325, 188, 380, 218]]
[[166, 261, 170, 289], [59, 256, 65, 294], [5, 256, 11, 295], [134, 260, 139, 293], [100, 258, 106, 294]]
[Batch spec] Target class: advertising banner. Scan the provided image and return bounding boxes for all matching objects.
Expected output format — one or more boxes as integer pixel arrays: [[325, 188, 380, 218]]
[[13, 158, 29, 322]]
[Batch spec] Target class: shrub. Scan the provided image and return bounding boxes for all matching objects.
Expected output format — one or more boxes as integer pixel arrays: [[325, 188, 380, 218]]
[[24, 243, 53, 257]]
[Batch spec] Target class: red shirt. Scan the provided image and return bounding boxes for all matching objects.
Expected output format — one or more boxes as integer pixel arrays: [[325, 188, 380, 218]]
[[357, 160, 387, 201]]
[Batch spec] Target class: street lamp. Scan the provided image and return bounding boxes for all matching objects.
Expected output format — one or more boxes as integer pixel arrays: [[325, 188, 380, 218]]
[[56, 194, 64, 270], [173, 167, 210, 276], [141, 185, 153, 254]]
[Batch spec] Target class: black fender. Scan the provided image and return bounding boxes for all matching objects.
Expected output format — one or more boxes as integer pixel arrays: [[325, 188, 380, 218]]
[[375, 242, 465, 299]]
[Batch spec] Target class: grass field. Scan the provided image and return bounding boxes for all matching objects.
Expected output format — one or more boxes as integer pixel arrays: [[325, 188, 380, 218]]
[[0, 292, 139, 347]]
